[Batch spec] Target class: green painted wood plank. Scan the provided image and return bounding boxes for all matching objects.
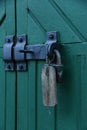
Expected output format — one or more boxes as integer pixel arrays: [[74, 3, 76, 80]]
[[16, 0, 28, 35], [61, 42, 87, 56], [56, 53, 82, 130], [0, 0, 6, 47], [0, 0, 6, 25], [81, 56, 87, 130], [74, 56, 82, 130], [0, 48, 3, 58], [0, 59, 5, 130], [17, 72, 28, 130], [5, 0, 16, 130], [27, 8, 45, 44], [17, 62, 36, 130], [0, 1, 6, 130], [5, 72, 16, 130], [56, 45, 87, 130], [16, 0, 29, 130], [27, 62, 36, 130], [0, 21, 5, 47]]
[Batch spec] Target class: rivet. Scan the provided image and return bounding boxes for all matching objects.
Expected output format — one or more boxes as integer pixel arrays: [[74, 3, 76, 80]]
[[49, 34, 54, 40], [19, 37, 23, 42], [7, 39, 11, 43], [7, 65, 11, 69], [19, 65, 23, 70]]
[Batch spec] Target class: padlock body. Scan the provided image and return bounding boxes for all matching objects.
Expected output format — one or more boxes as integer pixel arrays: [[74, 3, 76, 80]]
[[41, 65, 57, 106]]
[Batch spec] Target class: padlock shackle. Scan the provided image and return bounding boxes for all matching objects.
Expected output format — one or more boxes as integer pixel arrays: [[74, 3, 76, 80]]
[[54, 49, 62, 65]]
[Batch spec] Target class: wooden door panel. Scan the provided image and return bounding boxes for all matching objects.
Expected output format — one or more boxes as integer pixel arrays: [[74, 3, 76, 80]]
[[0, 0, 16, 130], [16, 0, 87, 130], [0, 0, 6, 26]]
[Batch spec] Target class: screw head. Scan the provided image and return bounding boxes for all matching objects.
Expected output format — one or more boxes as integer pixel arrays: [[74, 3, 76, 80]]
[[19, 65, 23, 70], [19, 37, 23, 42], [7, 64, 11, 69], [6, 39, 11, 43], [49, 34, 54, 40]]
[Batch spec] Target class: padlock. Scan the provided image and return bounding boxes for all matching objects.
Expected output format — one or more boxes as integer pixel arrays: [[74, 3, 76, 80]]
[[41, 57, 57, 106]]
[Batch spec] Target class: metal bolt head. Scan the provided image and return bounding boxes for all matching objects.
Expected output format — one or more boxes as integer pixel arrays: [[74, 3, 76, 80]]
[[6, 39, 11, 43], [7, 64, 11, 70], [19, 37, 23, 43], [49, 34, 54, 40], [19, 65, 23, 70]]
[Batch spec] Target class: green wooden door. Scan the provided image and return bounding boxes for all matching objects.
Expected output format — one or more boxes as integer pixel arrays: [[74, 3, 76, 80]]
[[1, 0, 87, 130], [0, 0, 16, 130], [16, 0, 87, 130]]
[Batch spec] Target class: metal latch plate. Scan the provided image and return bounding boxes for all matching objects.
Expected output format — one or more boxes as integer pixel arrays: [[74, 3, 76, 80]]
[[3, 31, 59, 71], [3, 36, 14, 71], [14, 34, 27, 71]]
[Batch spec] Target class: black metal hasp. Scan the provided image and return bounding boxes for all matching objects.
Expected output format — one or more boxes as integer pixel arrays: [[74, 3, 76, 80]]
[[3, 31, 59, 71]]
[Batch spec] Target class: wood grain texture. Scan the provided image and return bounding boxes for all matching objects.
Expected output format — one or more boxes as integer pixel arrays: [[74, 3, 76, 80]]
[[16, 1, 29, 130], [5, 0, 16, 130], [0, 0, 6, 26], [0, 59, 5, 130], [15, 0, 87, 130]]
